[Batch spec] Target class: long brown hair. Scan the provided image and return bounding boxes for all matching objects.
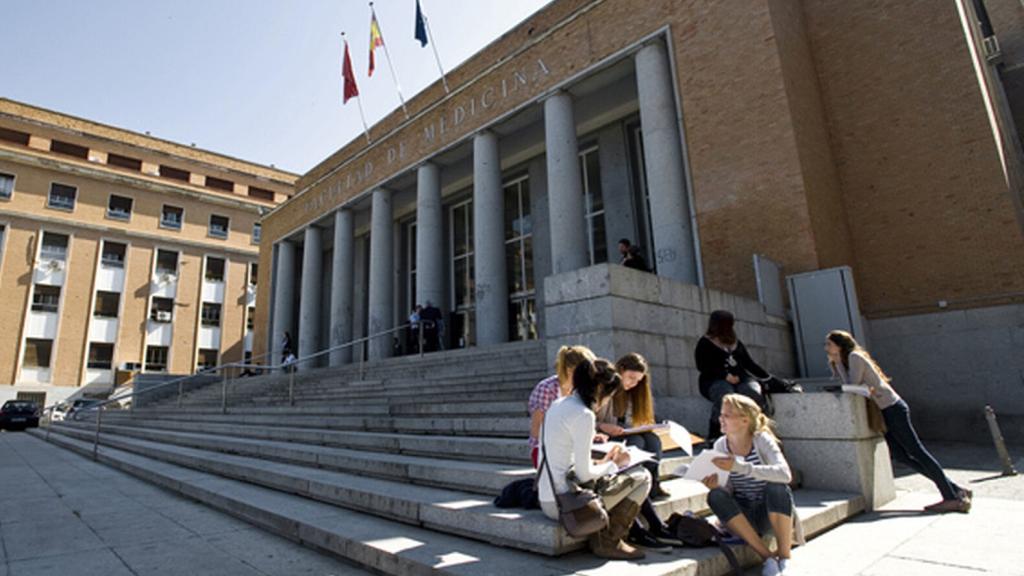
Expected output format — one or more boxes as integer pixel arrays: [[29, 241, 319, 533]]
[[827, 330, 891, 383], [613, 353, 655, 426], [706, 310, 737, 346]]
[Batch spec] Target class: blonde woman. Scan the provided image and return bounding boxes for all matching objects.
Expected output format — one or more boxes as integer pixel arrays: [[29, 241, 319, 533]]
[[703, 393, 797, 576], [528, 345, 599, 468], [826, 330, 970, 513]]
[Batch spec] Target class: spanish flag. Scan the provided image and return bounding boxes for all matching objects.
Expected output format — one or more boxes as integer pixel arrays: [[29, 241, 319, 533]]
[[369, 13, 384, 76]]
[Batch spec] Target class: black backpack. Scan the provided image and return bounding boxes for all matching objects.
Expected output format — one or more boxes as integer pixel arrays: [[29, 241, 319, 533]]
[[667, 512, 742, 576]]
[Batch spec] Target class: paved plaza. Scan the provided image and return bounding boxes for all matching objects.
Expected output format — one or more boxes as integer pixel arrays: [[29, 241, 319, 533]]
[[2, 430, 1021, 575]]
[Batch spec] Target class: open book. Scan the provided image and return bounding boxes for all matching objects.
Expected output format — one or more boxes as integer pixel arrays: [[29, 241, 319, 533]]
[[591, 442, 656, 473], [619, 421, 694, 456]]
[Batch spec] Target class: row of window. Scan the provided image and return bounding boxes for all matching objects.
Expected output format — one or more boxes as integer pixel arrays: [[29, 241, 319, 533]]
[[0, 127, 278, 202], [0, 172, 262, 243], [19, 338, 225, 373]]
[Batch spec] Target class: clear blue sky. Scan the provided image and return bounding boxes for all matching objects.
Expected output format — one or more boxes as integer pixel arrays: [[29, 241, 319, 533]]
[[2, 1, 550, 174]]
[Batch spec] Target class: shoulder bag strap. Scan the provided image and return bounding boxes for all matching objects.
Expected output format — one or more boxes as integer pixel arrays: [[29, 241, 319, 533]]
[[538, 413, 563, 515]]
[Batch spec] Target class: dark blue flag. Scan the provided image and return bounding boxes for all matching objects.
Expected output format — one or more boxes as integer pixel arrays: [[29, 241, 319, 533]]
[[415, 0, 428, 47]]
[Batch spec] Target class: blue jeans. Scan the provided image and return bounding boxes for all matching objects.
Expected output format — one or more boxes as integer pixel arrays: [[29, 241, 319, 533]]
[[707, 484, 793, 535], [882, 400, 962, 501]]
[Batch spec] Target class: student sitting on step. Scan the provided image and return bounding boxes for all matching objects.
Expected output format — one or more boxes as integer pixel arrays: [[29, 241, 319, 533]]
[[702, 393, 800, 576], [528, 345, 599, 468], [596, 353, 677, 550], [538, 358, 652, 560]]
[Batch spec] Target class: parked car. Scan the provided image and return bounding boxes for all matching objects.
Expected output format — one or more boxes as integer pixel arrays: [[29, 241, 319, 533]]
[[0, 400, 41, 430], [51, 399, 100, 422]]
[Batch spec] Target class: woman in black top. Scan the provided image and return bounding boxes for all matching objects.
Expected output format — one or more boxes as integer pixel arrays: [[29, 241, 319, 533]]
[[695, 310, 771, 439]]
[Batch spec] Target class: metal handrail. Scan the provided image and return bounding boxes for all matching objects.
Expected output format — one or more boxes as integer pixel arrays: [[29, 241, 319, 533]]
[[47, 321, 419, 459]]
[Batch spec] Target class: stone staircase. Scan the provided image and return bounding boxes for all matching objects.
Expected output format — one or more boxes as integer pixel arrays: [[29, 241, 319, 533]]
[[34, 340, 865, 575]]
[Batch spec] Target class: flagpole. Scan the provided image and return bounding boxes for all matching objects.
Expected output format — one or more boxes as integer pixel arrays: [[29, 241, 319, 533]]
[[370, 3, 409, 119], [421, 2, 450, 94], [344, 32, 372, 143]]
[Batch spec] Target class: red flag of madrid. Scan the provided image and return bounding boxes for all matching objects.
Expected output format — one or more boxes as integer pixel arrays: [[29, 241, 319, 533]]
[[369, 13, 384, 76], [342, 41, 359, 104]]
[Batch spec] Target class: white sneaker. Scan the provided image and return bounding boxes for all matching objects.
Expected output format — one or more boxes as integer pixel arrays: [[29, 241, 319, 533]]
[[762, 557, 781, 576], [778, 558, 790, 574]]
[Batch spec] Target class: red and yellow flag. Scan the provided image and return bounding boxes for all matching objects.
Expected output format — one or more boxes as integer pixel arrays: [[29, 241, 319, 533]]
[[368, 14, 384, 76]]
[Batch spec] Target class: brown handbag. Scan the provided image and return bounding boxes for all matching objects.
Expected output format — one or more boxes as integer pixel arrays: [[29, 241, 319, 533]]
[[539, 420, 609, 538]]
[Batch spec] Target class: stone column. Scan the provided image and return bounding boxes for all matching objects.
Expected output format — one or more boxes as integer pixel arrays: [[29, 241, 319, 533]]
[[271, 240, 296, 369], [416, 162, 444, 310], [544, 91, 588, 274], [330, 209, 354, 366], [367, 188, 394, 360], [636, 41, 698, 284], [298, 227, 323, 368], [473, 131, 508, 346]]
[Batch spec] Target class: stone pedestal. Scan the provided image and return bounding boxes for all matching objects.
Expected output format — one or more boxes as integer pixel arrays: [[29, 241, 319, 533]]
[[773, 393, 896, 511]]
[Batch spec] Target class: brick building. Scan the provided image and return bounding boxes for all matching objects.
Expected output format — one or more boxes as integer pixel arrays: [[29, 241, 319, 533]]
[[256, 0, 1024, 441], [0, 98, 296, 407]]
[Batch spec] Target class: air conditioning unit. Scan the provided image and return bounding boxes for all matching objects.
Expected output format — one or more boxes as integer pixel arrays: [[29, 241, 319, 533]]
[[155, 310, 172, 322], [160, 272, 177, 284], [46, 259, 64, 271]]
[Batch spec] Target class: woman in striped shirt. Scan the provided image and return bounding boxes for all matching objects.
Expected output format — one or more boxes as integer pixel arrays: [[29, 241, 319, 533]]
[[702, 393, 797, 576]]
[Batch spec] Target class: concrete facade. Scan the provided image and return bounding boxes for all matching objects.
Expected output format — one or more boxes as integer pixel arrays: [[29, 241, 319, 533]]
[[0, 98, 294, 407]]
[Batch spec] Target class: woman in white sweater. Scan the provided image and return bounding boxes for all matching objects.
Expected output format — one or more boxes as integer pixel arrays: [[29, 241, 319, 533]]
[[538, 358, 652, 560], [703, 393, 797, 576]]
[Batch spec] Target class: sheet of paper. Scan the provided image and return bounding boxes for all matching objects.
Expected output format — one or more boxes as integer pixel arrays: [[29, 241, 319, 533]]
[[591, 442, 656, 472], [665, 421, 693, 456], [677, 449, 730, 487], [620, 423, 668, 435]]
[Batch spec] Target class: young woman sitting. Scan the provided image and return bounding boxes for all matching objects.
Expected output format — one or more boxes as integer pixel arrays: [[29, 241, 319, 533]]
[[703, 393, 798, 576], [527, 345, 599, 468], [538, 358, 652, 560]]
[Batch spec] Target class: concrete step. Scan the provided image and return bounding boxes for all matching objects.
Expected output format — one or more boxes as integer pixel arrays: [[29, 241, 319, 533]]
[[114, 409, 530, 437], [32, 427, 864, 576], [54, 421, 700, 516]]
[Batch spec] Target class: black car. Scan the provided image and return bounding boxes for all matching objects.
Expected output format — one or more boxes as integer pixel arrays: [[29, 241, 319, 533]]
[[0, 400, 41, 430]]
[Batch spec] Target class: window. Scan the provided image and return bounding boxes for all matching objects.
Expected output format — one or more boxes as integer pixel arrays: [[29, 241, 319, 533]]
[[252, 222, 261, 244], [249, 263, 258, 287], [209, 215, 229, 239], [201, 302, 222, 327], [47, 183, 77, 211], [248, 186, 275, 202], [197, 348, 218, 370], [101, 241, 127, 268], [205, 176, 234, 192], [159, 165, 190, 182], [106, 153, 142, 172], [31, 285, 61, 313], [50, 140, 89, 160], [504, 176, 536, 342], [0, 127, 30, 146], [0, 172, 13, 199], [144, 345, 168, 372], [155, 250, 178, 276], [107, 195, 133, 220], [449, 199, 475, 349], [150, 297, 173, 323], [246, 306, 255, 331], [94, 291, 120, 318], [205, 257, 225, 282], [87, 343, 114, 370], [580, 146, 607, 266], [40, 232, 69, 261], [161, 205, 183, 230], [23, 339, 53, 368]]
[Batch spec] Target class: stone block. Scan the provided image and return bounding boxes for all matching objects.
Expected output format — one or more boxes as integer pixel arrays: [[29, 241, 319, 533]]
[[772, 392, 876, 440], [542, 265, 611, 305], [782, 437, 895, 511], [608, 264, 661, 303], [543, 300, 614, 338], [663, 336, 696, 368], [610, 330, 666, 366]]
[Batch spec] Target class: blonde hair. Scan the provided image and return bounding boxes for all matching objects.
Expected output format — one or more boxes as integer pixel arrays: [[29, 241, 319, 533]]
[[555, 345, 596, 385], [613, 353, 655, 426], [722, 393, 777, 442]]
